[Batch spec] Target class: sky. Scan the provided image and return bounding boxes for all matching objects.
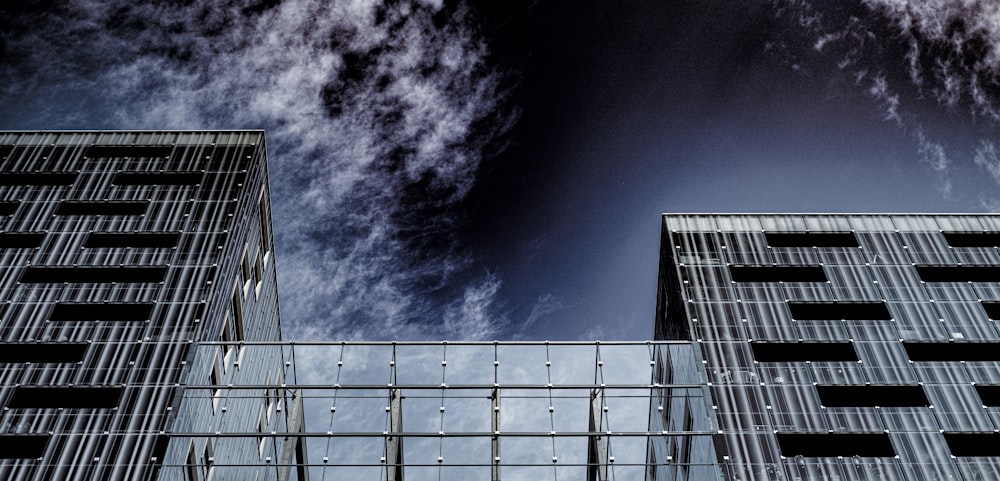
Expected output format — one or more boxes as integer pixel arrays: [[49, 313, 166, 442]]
[[2, 0, 1000, 341]]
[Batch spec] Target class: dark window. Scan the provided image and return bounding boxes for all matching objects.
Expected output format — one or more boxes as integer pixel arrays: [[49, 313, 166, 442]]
[[729, 266, 827, 282], [975, 386, 1000, 406], [915, 266, 1000, 282], [20, 267, 167, 284], [7, 386, 123, 409], [788, 302, 892, 320], [816, 385, 928, 407], [0, 145, 13, 158], [0, 233, 44, 248], [55, 201, 148, 216], [904, 342, 1000, 362], [981, 302, 1000, 320], [751, 342, 858, 362], [765, 232, 859, 248], [48, 303, 154, 321], [84, 232, 179, 248], [0, 202, 17, 216], [0, 435, 49, 458], [943, 232, 1000, 248], [85, 145, 172, 158], [943, 433, 1000, 456], [112, 172, 202, 185], [0, 343, 87, 363], [0, 173, 77, 185], [776, 433, 895, 457]]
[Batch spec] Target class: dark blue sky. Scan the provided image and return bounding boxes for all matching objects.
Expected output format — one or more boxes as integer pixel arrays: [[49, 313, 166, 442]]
[[2, 1, 999, 340]]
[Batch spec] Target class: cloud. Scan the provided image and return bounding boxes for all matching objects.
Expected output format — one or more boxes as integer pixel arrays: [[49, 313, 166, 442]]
[[770, 0, 1000, 203], [0, 0, 515, 339], [974, 139, 1000, 184]]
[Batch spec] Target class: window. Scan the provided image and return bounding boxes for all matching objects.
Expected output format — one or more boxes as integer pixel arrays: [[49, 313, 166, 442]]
[[112, 172, 202, 185], [259, 188, 271, 266], [750, 342, 858, 362], [83, 232, 179, 248], [184, 441, 199, 481], [253, 252, 263, 297], [257, 410, 268, 457], [943, 433, 1000, 456], [0, 343, 87, 363], [202, 438, 215, 481], [48, 303, 154, 321], [776, 433, 895, 457], [55, 201, 148, 216], [915, 265, 1000, 282], [765, 232, 859, 247], [943, 232, 1000, 248], [0, 202, 17, 216], [7, 386, 123, 409], [981, 301, 1000, 320], [975, 385, 1000, 406], [729, 265, 827, 282], [815, 385, 928, 407], [0, 145, 12, 158], [787, 302, 892, 320], [0, 233, 45, 248], [904, 342, 1000, 361], [0, 435, 49, 459], [210, 353, 223, 412], [0, 172, 77, 185], [85, 145, 172, 158], [231, 287, 245, 342], [241, 246, 253, 296], [21, 267, 167, 283]]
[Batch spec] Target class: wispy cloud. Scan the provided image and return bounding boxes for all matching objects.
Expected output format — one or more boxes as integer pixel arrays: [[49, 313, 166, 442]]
[[771, 0, 1000, 203], [0, 0, 515, 339]]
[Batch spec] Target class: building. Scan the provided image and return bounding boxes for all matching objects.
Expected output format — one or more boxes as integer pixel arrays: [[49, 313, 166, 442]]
[[0, 131, 305, 481], [656, 213, 1000, 481]]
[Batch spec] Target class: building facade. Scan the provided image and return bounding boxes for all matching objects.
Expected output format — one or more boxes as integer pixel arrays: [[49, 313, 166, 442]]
[[0, 131, 304, 481], [657, 213, 1000, 481]]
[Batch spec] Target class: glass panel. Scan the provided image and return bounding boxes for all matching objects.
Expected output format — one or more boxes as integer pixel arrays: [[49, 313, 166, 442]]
[[497, 345, 547, 385], [598, 345, 651, 385], [395, 344, 442, 385], [547, 345, 596, 385], [442, 390, 491, 433], [443, 345, 494, 385], [338, 345, 392, 385]]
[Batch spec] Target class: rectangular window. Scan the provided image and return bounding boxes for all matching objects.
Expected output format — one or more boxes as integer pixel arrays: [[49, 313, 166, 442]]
[[0, 145, 13, 158], [21, 267, 167, 283], [0, 173, 78, 185], [55, 201, 149, 216], [210, 354, 223, 412], [776, 433, 895, 457], [0, 343, 87, 363], [0, 435, 49, 459], [765, 232, 859, 248], [112, 172, 202, 185], [788, 302, 892, 320], [7, 386, 123, 409], [257, 411, 267, 457], [185, 441, 200, 481], [241, 247, 253, 295], [48, 303, 154, 321], [0, 233, 44, 248], [231, 288, 245, 341], [259, 190, 272, 265], [85, 145, 172, 158], [815, 385, 928, 407], [975, 385, 1000, 406], [0, 202, 17, 216], [943, 433, 1000, 456], [943, 232, 1000, 248], [83, 232, 179, 248], [981, 302, 1000, 320], [904, 342, 1000, 361], [729, 265, 827, 282], [253, 252, 263, 297], [751, 342, 858, 362], [915, 265, 1000, 282]]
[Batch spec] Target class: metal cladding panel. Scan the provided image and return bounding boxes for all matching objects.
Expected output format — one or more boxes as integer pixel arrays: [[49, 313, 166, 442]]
[[658, 214, 1000, 481], [0, 131, 288, 481]]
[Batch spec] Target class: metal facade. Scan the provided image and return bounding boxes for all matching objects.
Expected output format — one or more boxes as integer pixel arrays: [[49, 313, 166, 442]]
[[657, 213, 1000, 480], [0, 131, 301, 481]]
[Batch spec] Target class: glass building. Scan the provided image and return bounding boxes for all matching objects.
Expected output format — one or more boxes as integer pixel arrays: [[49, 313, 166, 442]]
[[657, 213, 1000, 481], [0, 131, 304, 481]]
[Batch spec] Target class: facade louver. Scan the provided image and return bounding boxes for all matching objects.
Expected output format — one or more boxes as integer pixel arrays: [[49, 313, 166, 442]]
[[657, 213, 1000, 481], [0, 131, 305, 481]]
